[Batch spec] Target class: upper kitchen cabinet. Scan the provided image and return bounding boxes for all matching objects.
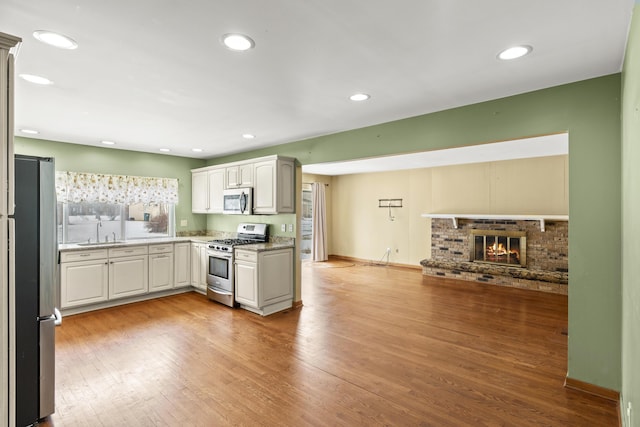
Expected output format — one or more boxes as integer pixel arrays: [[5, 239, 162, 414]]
[[192, 155, 295, 215], [191, 168, 224, 214], [253, 157, 295, 214], [225, 163, 253, 189]]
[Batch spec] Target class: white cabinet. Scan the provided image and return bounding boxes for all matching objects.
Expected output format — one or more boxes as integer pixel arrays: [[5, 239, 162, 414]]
[[253, 158, 295, 214], [149, 244, 174, 292], [225, 163, 253, 188], [234, 248, 293, 316], [235, 251, 258, 307], [108, 246, 149, 299], [191, 168, 225, 213], [174, 242, 191, 288], [60, 250, 109, 308], [191, 242, 207, 293]]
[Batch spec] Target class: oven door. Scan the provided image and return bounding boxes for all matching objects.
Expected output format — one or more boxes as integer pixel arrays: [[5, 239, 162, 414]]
[[206, 250, 233, 293]]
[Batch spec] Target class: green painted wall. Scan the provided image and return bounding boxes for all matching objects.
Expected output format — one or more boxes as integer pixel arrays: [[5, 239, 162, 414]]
[[209, 75, 623, 391], [14, 137, 208, 234], [622, 4, 640, 425]]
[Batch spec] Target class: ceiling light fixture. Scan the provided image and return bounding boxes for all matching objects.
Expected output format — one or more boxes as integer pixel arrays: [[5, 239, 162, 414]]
[[33, 30, 78, 50], [20, 129, 39, 135], [19, 74, 53, 85], [497, 45, 532, 60], [222, 33, 255, 51], [101, 140, 116, 145], [242, 134, 256, 139], [192, 148, 203, 152], [159, 148, 171, 152], [350, 93, 370, 101]]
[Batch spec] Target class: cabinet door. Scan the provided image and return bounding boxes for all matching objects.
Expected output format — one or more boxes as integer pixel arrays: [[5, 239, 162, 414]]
[[277, 159, 295, 213], [174, 243, 191, 287], [149, 253, 174, 292], [208, 168, 225, 213], [253, 160, 277, 214], [109, 255, 149, 299], [199, 245, 208, 290], [191, 171, 209, 213], [225, 166, 240, 188], [190, 243, 201, 288], [235, 260, 258, 307], [60, 260, 109, 308], [259, 249, 293, 306], [238, 163, 253, 187]]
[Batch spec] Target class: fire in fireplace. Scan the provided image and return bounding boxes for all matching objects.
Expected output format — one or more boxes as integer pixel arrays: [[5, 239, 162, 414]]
[[469, 230, 527, 267]]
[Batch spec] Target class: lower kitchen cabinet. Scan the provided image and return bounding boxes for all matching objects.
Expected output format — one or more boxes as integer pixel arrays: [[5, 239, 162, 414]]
[[149, 244, 174, 292], [234, 248, 293, 316], [108, 246, 149, 299], [60, 251, 109, 308], [191, 242, 207, 293], [174, 242, 191, 287]]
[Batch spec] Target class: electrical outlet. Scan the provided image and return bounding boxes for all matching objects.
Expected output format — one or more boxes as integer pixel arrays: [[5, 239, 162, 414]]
[[627, 402, 632, 425], [281, 224, 286, 232], [288, 224, 294, 232], [395, 248, 399, 253], [386, 247, 391, 253]]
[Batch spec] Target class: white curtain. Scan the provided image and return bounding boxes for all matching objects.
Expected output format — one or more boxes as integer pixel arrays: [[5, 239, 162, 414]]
[[311, 182, 328, 261], [55, 171, 179, 204]]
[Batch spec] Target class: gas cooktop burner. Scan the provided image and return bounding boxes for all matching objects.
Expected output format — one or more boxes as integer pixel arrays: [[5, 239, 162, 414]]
[[209, 238, 258, 246]]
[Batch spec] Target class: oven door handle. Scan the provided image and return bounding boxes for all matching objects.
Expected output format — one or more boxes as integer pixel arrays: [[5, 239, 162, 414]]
[[207, 251, 232, 259]]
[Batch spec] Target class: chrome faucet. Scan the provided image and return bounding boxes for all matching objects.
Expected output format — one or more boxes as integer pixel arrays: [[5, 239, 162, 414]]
[[112, 232, 117, 242], [96, 219, 102, 242]]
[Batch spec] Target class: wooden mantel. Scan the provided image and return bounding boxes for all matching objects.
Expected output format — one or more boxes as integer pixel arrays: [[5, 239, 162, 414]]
[[420, 213, 569, 232]]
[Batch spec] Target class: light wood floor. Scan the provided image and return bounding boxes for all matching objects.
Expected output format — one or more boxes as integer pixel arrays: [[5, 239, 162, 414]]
[[41, 260, 618, 426]]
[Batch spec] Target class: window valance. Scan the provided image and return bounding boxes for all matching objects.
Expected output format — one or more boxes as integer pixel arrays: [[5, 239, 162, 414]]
[[55, 171, 179, 204]]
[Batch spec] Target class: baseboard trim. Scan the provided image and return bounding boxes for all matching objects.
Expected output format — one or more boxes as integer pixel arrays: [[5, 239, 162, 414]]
[[564, 376, 620, 402], [330, 255, 422, 271], [292, 300, 303, 309]]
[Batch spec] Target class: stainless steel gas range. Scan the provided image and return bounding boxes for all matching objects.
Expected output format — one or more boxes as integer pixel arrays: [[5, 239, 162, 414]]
[[206, 223, 268, 307]]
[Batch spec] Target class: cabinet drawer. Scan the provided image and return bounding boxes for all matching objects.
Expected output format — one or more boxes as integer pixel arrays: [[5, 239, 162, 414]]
[[148, 244, 173, 254], [109, 245, 148, 258], [235, 250, 257, 262], [60, 249, 108, 263]]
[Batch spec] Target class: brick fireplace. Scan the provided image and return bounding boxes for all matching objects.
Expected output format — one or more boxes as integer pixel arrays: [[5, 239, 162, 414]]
[[420, 217, 568, 294]]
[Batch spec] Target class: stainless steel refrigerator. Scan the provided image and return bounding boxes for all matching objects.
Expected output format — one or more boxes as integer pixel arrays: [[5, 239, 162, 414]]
[[11, 155, 57, 426]]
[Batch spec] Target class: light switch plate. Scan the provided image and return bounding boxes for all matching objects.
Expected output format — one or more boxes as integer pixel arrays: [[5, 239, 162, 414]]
[[180, 219, 187, 227], [281, 224, 286, 232], [288, 224, 293, 232]]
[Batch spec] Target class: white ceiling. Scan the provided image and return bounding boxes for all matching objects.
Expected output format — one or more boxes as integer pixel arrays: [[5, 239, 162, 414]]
[[0, 1, 634, 160], [302, 133, 569, 175]]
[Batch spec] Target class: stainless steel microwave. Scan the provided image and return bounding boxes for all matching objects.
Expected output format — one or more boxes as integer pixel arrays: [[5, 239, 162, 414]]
[[222, 188, 252, 214]]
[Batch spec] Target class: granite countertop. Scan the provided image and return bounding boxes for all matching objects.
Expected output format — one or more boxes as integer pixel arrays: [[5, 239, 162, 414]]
[[235, 242, 295, 252], [58, 235, 294, 252], [58, 236, 207, 252]]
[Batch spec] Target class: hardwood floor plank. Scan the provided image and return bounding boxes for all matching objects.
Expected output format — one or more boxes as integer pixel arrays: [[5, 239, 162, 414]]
[[38, 261, 617, 426]]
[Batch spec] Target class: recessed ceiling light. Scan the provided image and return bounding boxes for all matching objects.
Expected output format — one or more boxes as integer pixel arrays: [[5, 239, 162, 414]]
[[222, 34, 255, 51], [19, 74, 53, 85], [101, 140, 116, 145], [350, 93, 370, 101], [159, 148, 171, 152], [19, 129, 39, 135], [192, 148, 203, 152], [33, 30, 78, 50], [242, 134, 256, 139], [497, 45, 532, 60]]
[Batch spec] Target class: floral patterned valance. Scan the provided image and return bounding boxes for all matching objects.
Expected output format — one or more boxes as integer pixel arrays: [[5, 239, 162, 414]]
[[55, 171, 179, 205]]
